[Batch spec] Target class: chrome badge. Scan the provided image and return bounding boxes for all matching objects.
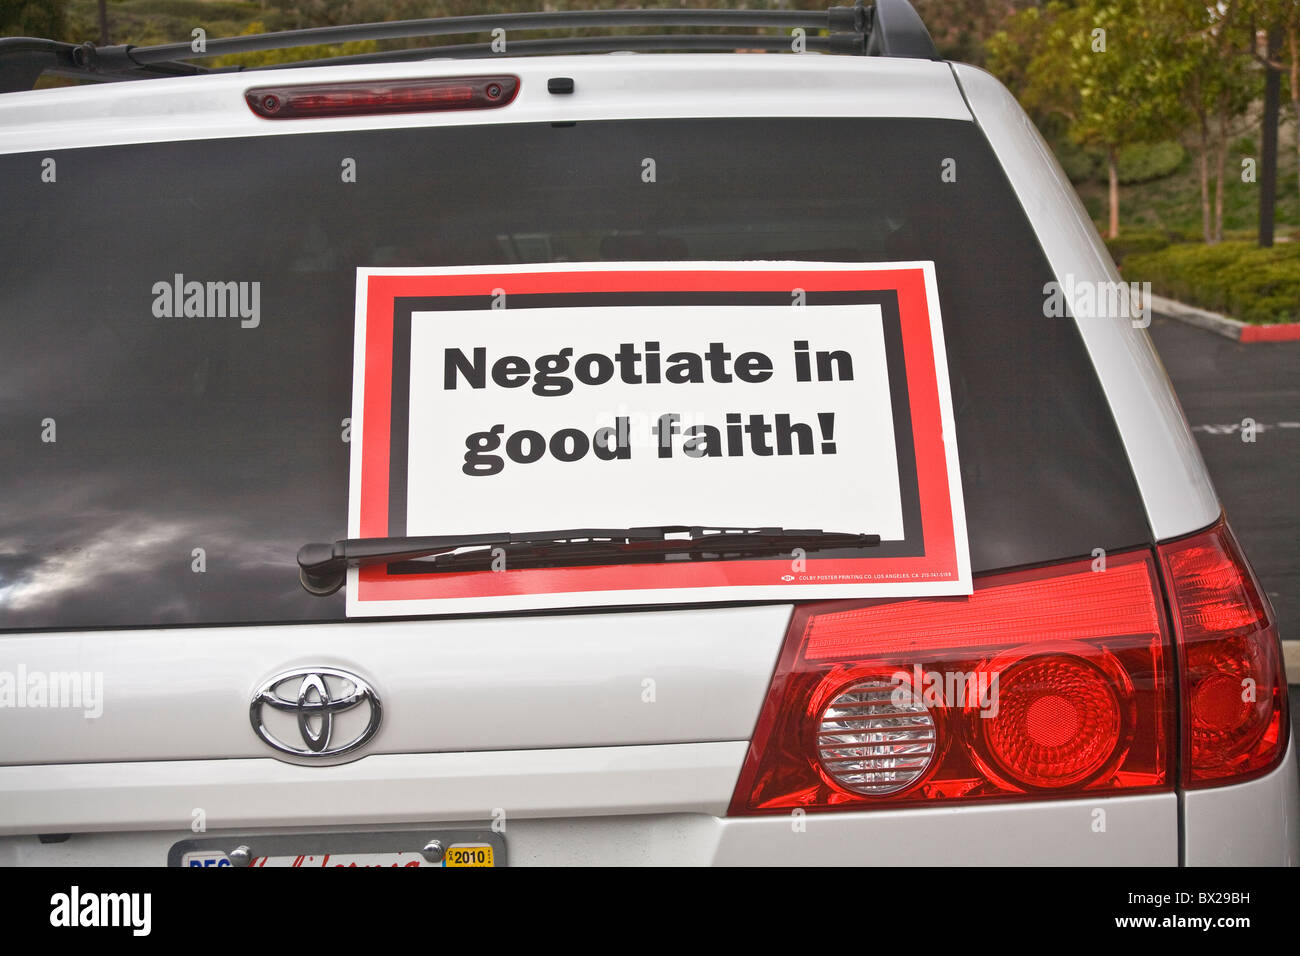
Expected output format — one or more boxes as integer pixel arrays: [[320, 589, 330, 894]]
[[250, 667, 382, 758]]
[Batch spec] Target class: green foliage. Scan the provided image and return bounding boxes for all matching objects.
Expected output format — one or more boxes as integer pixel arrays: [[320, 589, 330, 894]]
[[1076, 135, 1300, 235], [1104, 227, 1177, 263], [1117, 140, 1186, 184], [1055, 137, 1102, 183], [1057, 139, 1185, 185], [1066, 1, 1186, 153], [990, 1, 1185, 151], [1150, 0, 1256, 132], [1, 0, 69, 39], [64, 0, 263, 46], [124, 1, 255, 17], [1124, 242, 1300, 324], [987, 4, 1071, 119], [1232, 135, 1256, 156], [207, 21, 377, 68], [913, 0, 1039, 65]]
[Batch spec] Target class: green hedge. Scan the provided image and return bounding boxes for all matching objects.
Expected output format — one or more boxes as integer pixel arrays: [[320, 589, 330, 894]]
[[1051, 139, 1184, 185], [1123, 242, 1300, 325], [1117, 141, 1186, 184], [1105, 229, 1178, 264], [1056, 139, 1099, 183]]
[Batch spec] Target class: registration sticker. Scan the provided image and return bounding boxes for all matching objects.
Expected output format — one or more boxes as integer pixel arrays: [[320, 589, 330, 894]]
[[443, 845, 494, 868]]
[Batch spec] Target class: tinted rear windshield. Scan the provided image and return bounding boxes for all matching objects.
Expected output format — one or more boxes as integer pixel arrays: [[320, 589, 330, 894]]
[[0, 116, 1148, 630]]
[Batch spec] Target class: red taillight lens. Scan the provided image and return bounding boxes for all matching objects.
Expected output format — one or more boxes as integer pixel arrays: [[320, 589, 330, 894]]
[[973, 646, 1133, 789], [245, 76, 519, 119], [729, 549, 1173, 814], [1158, 521, 1288, 786]]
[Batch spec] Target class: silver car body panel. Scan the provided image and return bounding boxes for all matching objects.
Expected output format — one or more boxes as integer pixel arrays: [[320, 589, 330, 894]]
[[0, 606, 789, 765], [1182, 737, 1300, 866], [0, 53, 970, 155]]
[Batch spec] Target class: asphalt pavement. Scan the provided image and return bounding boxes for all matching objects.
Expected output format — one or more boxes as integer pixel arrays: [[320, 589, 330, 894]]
[[1293, 685, 1299, 754], [1147, 314, 1298, 652]]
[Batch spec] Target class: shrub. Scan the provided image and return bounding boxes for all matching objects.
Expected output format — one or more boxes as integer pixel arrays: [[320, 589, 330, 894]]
[[1123, 242, 1300, 324], [1117, 141, 1186, 184], [1105, 228, 1175, 264], [1055, 139, 1101, 183]]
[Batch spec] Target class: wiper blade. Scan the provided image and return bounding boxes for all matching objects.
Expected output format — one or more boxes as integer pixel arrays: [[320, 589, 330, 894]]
[[296, 526, 879, 595]]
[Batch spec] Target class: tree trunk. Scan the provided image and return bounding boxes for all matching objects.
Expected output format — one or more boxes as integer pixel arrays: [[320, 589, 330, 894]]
[[1260, 29, 1280, 248], [1291, 27, 1300, 215], [1197, 116, 1212, 244], [1214, 97, 1229, 243], [1108, 146, 1120, 240]]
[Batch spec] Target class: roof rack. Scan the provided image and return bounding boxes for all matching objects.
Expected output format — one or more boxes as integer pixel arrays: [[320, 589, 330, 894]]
[[0, 2, 938, 94]]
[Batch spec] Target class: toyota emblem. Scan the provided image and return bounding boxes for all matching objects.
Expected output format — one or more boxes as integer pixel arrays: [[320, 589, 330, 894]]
[[249, 667, 382, 758]]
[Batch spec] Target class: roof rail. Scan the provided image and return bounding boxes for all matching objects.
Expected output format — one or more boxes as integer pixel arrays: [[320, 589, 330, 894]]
[[0, 3, 938, 94]]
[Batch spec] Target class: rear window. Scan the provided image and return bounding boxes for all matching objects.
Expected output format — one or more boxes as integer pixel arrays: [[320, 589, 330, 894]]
[[0, 116, 1148, 630]]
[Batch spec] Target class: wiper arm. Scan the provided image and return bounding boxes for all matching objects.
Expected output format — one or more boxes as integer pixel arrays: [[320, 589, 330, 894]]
[[297, 526, 880, 596]]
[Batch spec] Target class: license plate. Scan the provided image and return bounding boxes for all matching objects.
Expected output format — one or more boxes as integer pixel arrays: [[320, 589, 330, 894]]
[[168, 829, 504, 867]]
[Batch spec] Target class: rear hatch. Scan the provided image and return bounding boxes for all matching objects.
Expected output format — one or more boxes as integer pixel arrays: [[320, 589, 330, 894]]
[[0, 56, 1159, 836]]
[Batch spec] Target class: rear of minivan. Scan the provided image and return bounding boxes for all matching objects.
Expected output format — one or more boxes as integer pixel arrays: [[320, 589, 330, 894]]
[[0, 51, 1293, 865]]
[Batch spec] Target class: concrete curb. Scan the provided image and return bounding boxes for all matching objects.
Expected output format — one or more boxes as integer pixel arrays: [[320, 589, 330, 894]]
[[1150, 293, 1300, 343]]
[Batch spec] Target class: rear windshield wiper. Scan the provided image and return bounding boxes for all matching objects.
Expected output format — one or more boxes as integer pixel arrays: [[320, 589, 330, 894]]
[[297, 526, 880, 595]]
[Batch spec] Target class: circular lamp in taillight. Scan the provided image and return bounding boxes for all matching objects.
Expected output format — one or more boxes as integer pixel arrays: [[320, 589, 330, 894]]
[[972, 647, 1133, 790], [1185, 635, 1276, 772], [814, 674, 939, 796]]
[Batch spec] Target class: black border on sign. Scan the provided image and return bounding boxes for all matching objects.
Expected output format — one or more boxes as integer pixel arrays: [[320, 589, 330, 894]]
[[387, 290, 923, 561]]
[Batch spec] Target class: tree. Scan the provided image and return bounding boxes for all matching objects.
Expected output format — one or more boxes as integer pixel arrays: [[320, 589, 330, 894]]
[[987, 4, 1076, 119], [989, 0, 1185, 238], [914, 0, 1039, 64], [1149, 0, 1256, 242]]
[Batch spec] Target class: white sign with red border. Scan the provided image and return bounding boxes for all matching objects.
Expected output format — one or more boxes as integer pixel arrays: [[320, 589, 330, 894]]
[[346, 261, 970, 616]]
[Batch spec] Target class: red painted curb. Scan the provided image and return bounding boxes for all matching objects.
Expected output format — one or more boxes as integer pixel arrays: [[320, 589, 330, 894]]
[[1240, 323, 1300, 343]]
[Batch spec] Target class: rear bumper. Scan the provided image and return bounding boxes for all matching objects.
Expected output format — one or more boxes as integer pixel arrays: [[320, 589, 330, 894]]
[[1, 737, 1292, 866], [0, 796, 1179, 867]]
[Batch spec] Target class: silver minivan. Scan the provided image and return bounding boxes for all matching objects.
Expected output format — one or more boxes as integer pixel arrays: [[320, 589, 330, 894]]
[[0, 2, 1293, 867]]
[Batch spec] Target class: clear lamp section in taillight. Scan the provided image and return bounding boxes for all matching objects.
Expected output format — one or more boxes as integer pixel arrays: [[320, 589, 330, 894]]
[[813, 672, 942, 795], [729, 549, 1173, 815], [1158, 520, 1288, 787]]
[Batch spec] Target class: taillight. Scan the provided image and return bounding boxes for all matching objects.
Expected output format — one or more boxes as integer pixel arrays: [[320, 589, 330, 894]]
[[729, 548, 1173, 814], [245, 76, 519, 119], [1158, 521, 1288, 786]]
